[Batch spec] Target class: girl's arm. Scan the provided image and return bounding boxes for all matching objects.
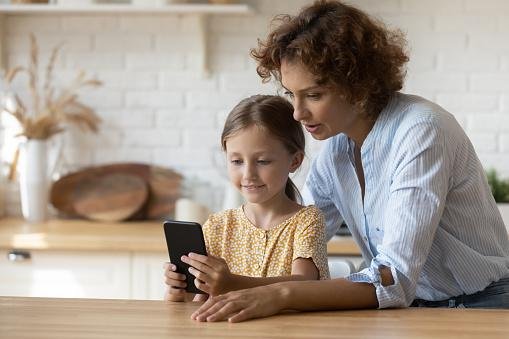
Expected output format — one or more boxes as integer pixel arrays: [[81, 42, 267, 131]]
[[191, 267, 393, 323], [182, 253, 320, 296]]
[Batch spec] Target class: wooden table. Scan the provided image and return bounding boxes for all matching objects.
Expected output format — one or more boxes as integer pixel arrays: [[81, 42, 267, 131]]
[[1, 297, 508, 339]]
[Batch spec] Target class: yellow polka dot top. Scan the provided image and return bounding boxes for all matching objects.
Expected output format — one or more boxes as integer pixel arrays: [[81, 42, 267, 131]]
[[202, 205, 330, 280]]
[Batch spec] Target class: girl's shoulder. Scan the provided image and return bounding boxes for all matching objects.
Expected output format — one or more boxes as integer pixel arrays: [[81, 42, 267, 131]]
[[293, 205, 325, 225], [204, 207, 244, 229]]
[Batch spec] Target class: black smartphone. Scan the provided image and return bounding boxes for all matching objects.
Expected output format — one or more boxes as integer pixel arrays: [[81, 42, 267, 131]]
[[163, 220, 208, 294]]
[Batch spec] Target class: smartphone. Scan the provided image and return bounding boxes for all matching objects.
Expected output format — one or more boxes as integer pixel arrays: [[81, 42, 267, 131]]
[[163, 220, 208, 294]]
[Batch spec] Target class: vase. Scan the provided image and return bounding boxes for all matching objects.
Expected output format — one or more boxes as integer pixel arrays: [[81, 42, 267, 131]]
[[19, 139, 51, 223]]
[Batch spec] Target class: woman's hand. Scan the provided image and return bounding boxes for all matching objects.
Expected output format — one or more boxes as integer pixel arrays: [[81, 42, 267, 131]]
[[191, 284, 285, 322], [182, 253, 236, 296], [163, 262, 187, 302]]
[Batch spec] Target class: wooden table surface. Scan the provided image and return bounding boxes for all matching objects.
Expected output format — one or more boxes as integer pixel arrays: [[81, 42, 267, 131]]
[[0, 217, 361, 255], [1, 297, 508, 339]]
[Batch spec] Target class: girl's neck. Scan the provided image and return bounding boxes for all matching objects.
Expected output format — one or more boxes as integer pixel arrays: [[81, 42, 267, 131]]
[[243, 193, 302, 231]]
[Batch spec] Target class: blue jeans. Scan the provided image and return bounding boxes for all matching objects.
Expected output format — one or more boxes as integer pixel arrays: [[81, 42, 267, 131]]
[[411, 277, 509, 309]]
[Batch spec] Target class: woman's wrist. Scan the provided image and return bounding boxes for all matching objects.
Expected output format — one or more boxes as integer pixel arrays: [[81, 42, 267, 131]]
[[270, 281, 293, 310]]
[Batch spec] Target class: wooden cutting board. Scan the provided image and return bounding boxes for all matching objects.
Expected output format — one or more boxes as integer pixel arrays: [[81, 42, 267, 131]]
[[50, 163, 183, 220], [72, 173, 148, 222]]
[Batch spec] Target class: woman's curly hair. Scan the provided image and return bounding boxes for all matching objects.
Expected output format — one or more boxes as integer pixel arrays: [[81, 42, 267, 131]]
[[250, 0, 409, 118]]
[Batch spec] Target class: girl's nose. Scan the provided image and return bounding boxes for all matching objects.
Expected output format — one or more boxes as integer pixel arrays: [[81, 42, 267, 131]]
[[243, 163, 257, 179]]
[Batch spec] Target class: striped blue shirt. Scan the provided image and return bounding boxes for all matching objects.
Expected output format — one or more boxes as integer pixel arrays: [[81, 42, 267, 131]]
[[304, 93, 509, 309]]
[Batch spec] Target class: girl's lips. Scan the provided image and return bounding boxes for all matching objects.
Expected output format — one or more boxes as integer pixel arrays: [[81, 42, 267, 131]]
[[242, 185, 265, 191]]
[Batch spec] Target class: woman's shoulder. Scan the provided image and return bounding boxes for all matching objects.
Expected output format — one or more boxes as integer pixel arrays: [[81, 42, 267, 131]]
[[380, 93, 464, 144], [391, 93, 458, 128]]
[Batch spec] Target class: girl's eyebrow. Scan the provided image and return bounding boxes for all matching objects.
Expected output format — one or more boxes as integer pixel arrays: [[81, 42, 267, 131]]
[[227, 150, 272, 156]]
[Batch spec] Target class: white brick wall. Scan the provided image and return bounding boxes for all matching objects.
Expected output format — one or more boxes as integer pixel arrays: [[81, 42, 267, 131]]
[[2, 0, 509, 215]]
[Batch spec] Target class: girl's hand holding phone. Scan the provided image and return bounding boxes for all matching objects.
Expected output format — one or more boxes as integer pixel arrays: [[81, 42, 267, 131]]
[[163, 262, 187, 302], [182, 253, 236, 296]]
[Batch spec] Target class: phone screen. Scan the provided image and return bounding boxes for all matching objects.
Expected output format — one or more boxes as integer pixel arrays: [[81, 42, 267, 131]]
[[163, 220, 208, 294]]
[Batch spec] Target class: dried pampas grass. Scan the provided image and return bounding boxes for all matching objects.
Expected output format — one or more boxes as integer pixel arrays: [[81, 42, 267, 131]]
[[1, 33, 102, 140]]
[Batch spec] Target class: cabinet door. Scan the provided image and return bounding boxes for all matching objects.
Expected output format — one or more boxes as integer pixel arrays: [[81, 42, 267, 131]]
[[0, 250, 131, 299], [131, 252, 168, 300]]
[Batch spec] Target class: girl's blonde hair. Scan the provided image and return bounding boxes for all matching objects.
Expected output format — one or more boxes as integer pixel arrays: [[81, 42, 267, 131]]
[[221, 95, 304, 203]]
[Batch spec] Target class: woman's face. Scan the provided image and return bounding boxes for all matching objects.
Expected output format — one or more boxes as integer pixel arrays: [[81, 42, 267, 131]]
[[281, 59, 362, 141]]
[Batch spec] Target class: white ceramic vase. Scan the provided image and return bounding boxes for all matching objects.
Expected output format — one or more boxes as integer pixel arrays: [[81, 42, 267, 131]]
[[19, 139, 50, 223]]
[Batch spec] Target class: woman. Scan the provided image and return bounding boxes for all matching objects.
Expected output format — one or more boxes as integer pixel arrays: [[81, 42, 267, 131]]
[[191, 0, 509, 322]]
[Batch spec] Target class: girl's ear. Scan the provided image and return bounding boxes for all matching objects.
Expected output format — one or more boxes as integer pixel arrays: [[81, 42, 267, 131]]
[[289, 150, 304, 173]]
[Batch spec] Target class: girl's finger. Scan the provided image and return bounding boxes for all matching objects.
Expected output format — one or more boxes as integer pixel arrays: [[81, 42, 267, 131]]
[[165, 277, 187, 288], [164, 270, 186, 281], [188, 252, 209, 263], [194, 278, 211, 294], [182, 255, 213, 275], [188, 267, 212, 284]]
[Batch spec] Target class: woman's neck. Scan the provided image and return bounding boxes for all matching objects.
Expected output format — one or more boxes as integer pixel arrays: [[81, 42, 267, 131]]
[[243, 193, 301, 231], [347, 115, 376, 147]]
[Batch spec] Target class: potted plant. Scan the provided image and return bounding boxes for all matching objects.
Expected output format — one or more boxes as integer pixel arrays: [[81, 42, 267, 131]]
[[1, 33, 101, 222], [486, 169, 509, 229]]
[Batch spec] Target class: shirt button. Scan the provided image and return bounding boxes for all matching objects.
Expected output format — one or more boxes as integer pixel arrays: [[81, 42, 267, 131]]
[[363, 236, 368, 241]]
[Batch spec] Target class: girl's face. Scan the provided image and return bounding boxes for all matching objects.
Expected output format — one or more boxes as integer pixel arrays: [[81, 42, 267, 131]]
[[281, 59, 364, 141], [225, 125, 303, 205]]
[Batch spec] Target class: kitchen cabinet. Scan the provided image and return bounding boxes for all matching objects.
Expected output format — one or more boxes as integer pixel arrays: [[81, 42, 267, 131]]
[[0, 2, 254, 74], [131, 251, 168, 300], [0, 249, 131, 299], [0, 248, 168, 300], [0, 217, 361, 299]]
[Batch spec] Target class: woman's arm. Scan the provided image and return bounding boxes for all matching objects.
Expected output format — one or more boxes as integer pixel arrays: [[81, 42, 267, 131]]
[[191, 276, 379, 322], [182, 254, 320, 296]]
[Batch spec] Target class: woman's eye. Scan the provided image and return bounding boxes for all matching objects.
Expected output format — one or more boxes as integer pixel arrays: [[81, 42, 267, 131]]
[[284, 91, 294, 99], [230, 159, 242, 165], [257, 160, 271, 165], [307, 93, 321, 100]]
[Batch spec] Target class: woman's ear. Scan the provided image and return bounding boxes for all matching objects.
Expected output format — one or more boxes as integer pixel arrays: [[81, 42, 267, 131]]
[[289, 151, 304, 173]]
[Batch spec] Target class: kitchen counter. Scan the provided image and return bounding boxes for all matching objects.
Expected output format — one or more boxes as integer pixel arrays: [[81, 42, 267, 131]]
[[2, 296, 509, 339], [0, 217, 361, 255]]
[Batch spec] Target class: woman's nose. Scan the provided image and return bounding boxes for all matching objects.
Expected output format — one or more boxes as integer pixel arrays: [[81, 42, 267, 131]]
[[292, 99, 308, 122]]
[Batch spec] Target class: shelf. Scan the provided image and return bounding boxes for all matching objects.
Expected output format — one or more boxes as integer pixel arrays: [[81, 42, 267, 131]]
[[0, 3, 253, 15], [0, 3, 254, 75]]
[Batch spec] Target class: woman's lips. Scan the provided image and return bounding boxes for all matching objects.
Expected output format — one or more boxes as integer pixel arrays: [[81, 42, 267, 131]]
[[304, 124, 320, 133]]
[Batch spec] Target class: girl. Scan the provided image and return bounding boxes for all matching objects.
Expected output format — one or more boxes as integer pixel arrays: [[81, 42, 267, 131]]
[[191, 0, 509, 322], [164, 95, 330, 302]]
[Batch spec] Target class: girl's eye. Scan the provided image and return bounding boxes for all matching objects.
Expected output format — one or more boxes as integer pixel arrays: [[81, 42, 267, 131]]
[[257, 160, 271, 165], [230, 159, 242, 165]]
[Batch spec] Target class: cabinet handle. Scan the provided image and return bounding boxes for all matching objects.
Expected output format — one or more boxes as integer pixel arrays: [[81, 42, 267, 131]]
[[7, 250, 31, 262]]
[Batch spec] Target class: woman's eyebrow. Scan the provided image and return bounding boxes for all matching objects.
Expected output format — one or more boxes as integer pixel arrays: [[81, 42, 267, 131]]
[[282, 85, 322, 94]]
